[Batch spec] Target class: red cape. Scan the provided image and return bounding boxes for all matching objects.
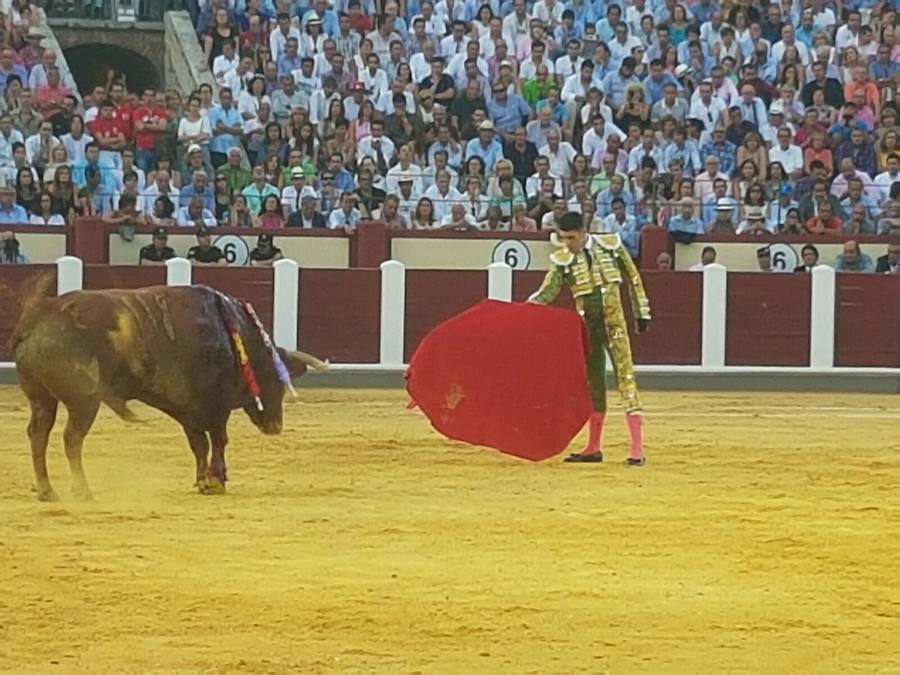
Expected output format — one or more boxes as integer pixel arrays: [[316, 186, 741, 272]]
[[406, 300, 592, 461]]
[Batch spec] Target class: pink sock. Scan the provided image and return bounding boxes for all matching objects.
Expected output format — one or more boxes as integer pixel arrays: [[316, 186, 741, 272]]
[[626, 413, 644, 460], [580, 412, 606, 455]]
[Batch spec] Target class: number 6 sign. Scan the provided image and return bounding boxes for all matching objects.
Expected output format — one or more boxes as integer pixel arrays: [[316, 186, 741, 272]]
[[492, 240, 531, 270], [768, 243, 798, 273], [213, 234, 251, 267]]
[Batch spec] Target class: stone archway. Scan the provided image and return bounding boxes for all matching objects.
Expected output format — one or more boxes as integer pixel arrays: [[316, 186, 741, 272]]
[[63, 43, 161, 94]]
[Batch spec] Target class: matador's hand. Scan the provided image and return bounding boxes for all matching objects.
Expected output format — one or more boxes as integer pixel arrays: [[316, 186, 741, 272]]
[[637, 319, 650, 333]]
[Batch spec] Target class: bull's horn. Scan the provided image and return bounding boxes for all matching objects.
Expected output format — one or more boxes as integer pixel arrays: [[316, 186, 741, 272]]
[[282, 349, 330, 376]]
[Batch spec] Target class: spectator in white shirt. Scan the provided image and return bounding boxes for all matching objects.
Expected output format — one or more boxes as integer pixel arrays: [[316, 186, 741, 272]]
[[439, 202, 478, 229], [539, 130, 576, 178], [423, 169, 464, 221], [269, 13, 302, 61], [357, 119, 396, 169], [554, 39, 584, 80], [581, 113, 625, 160], [874, 154, 900, 202], [176, 197, 217, 228], [768, 127, 804, 179], [688, 80, 727, 131], [359, 53, 390, 102], [834, 10, 861, 50], [212, 40, 239, 86]]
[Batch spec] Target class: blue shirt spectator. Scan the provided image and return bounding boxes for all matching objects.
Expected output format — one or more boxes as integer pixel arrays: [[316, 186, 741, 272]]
[[487, 91, 531, 134], [668, 214, 706, 235], [208, 94, 244, 157], [595, 179, 635, 217], [465, 132, 504, 172], [642, 69, 680, 105], [663, 138, 702, 177], [833, 245, 875, 272], [600, 62, 640, 108], [179, 180, 216, 212], [0, 193, 28, 224], [668, 199, 706, 235], [700, 135, 737, 177]]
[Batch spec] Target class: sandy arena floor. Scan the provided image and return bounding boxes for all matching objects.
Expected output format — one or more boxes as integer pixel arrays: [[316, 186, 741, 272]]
[[0, 387, 898, 673]]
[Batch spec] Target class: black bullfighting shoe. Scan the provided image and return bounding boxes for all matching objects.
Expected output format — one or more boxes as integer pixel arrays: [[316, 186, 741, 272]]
[[564, 452, 604, 463], [625, 457, 646, 467]]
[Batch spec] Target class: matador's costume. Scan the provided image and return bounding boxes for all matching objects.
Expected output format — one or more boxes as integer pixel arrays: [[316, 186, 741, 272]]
[[529, 232, 651, 464]]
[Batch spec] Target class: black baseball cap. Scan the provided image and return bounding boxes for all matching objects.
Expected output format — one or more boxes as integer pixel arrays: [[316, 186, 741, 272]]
[[197, 227, 211, 237], [153, 226, 167, 238], [258, 233, 273, 244]]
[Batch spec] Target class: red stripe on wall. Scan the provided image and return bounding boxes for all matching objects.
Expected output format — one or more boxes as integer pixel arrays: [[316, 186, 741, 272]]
[[835, 274, 900, 367], [84, 265, 166, 290], [299, 269, 381, 363], [725, 272, 811, 366], [631, 271, 703, 365], [404, 270, 489, 362]]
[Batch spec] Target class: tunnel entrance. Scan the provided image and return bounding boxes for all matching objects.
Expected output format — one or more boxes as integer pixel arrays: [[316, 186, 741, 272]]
[[63, 44, 161, 94]]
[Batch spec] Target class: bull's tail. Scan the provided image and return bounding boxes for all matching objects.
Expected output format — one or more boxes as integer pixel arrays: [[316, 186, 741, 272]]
[[9, 272, 56, 354], [295, 350, 330, 372]]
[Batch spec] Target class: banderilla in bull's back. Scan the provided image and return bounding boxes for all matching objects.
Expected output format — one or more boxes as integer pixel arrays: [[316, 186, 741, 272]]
[[11, 275, 327, 501]]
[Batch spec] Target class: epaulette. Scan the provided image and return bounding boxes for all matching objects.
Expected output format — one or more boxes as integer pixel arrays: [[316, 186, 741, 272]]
[[595, 232, 623, 252], [550, 248, 574, 266]]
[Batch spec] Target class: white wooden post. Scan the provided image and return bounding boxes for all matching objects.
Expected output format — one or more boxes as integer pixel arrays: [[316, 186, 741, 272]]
[[701, 263, 727, 368], [380, 260, 406, 365], [165, 257, 192, 286], [272, 258, 299, 350], [55, 256, 83, 295], [809, 264, 836, 369], [487, 262, 513, 301]]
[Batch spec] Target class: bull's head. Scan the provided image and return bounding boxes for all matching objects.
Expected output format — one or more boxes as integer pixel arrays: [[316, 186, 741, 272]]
[[243, 348, 328, 435]]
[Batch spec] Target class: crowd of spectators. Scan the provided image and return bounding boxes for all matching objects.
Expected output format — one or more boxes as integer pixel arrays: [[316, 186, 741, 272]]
[[1, 0, 899, 273], [184, 0, 897, 260]]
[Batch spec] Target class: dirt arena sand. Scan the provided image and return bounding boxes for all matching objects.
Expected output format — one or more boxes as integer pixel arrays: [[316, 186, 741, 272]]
[[0, 387, 898, 673]]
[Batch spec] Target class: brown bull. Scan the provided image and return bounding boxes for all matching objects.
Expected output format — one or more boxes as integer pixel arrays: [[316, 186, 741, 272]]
[[11, 281, 326, 500]]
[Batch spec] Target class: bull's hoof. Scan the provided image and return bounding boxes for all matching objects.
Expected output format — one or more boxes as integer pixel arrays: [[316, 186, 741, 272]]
[[36, 487, 60, 502], [198, 477, 226, 495]]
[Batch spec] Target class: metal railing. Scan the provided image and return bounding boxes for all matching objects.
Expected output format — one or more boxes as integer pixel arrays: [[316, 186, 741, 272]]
[[45, 0, 185, 23]]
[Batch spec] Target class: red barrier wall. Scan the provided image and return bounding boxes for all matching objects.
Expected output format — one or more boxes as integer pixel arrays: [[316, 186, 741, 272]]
[[404, 270, 488, 362], [298, 269, 380, 363], [1, 264, 897, 368], [633, 272, 703, 364], [725, 273, 812, 366], [835, 275, 900, 367], [193, 266, 275, 332], [0, 265, 57, 361], [84, 265, 166, 289], [513, 270, 702, 364]]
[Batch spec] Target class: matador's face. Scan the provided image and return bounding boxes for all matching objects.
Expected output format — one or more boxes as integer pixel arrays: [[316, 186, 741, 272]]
[[558, 228, 588, 254]]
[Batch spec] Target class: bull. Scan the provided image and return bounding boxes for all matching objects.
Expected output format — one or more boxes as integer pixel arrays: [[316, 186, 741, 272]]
[[11, 281, 326, 501]]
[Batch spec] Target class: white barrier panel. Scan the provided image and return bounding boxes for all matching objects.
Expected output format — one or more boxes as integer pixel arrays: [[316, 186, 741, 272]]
[[273, 258, 299, 350], [56, 256, 83, 295], [809, 265, 836, 369], [487, 262, 513, 301], [701, 263, 727, 367], [165, 257, 192, 286], [380, 260, 406, 365]]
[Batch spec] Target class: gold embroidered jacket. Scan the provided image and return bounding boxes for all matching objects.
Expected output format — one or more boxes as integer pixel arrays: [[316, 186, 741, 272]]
[[529, 233, 652, 320]]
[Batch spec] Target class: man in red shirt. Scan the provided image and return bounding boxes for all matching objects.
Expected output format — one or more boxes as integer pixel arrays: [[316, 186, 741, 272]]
[[108, 82, 134, 141], [33, 66, 70, 119], [132, 88, 168, 173], [89, 100, 128, 168]]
